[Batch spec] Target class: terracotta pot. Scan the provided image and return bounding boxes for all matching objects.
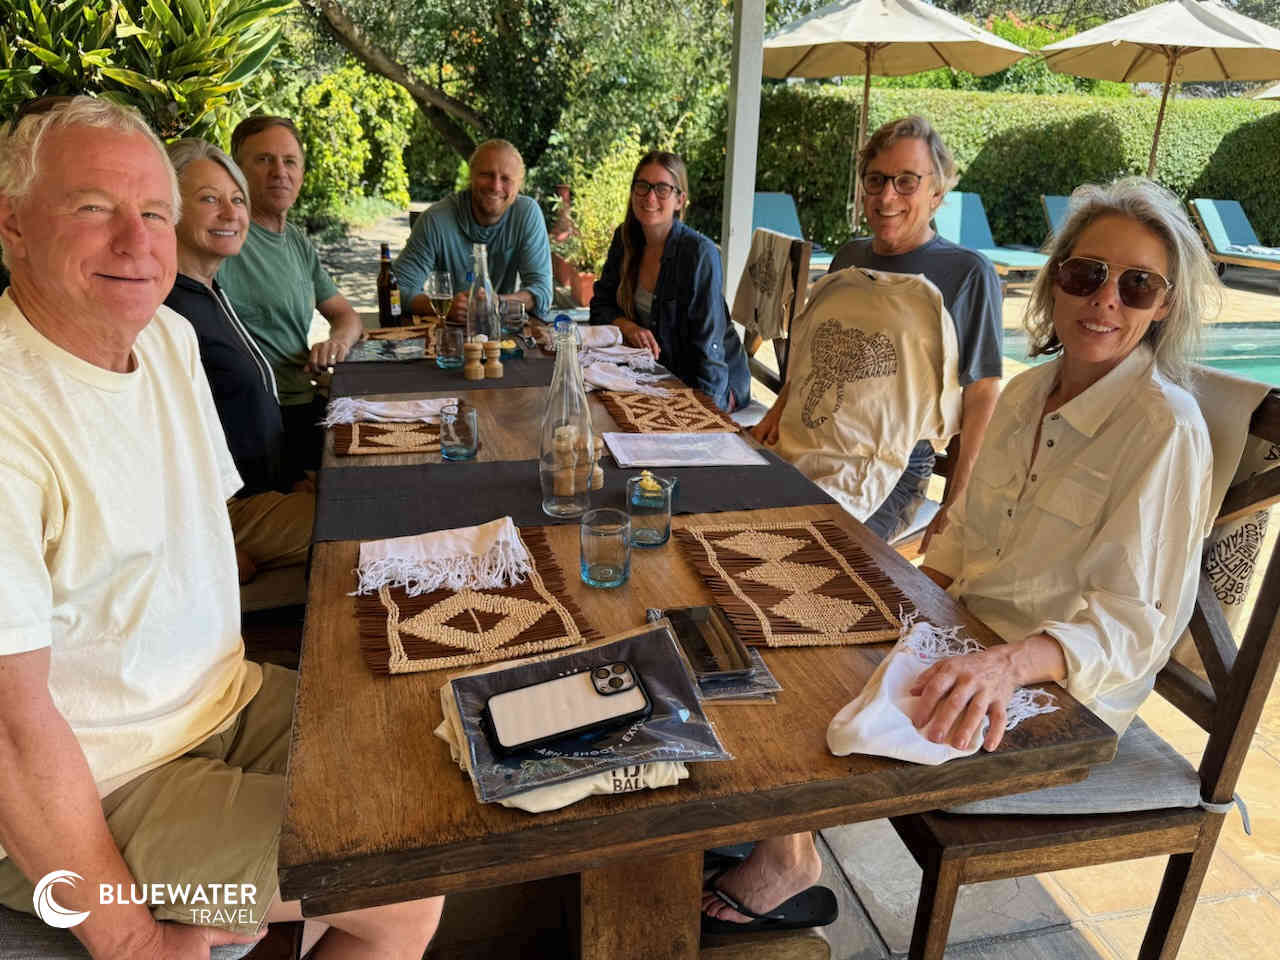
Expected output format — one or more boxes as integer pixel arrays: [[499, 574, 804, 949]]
[[571, 271, 596, 307], [552, 251, 576, 288]]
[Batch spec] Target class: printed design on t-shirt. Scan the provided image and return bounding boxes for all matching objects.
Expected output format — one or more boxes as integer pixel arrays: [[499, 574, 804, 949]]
[[1266, 443, 1280, 462], [748, 251, 779, 297], [1205, 509, 1270, 607], [799, 319, 897, 428]]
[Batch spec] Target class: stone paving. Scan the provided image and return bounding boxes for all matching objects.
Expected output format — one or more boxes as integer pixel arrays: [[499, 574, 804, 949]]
[[317, 215, 1280, 959]]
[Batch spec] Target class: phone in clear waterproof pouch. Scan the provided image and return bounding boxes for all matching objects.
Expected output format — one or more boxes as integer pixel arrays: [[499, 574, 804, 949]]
[[483, 661, 652, 755], [665, 606, 753, 683]]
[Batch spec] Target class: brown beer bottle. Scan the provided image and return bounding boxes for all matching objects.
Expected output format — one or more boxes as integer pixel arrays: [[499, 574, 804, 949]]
[[377, 242, 404, 327]]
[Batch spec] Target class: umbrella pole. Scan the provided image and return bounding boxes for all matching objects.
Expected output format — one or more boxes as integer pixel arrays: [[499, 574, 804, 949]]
[[851, 56, 872, 231], [1147, 53, 1178, 179]]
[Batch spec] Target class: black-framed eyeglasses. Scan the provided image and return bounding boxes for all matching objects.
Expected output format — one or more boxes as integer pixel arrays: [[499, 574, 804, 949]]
[[5, 95, 75, 135], [862, 171, 932, 196], [632, 179, 682, 201], [1054, 256, 1172, 310]]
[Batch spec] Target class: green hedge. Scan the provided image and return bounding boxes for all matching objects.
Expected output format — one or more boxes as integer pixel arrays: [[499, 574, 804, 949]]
[[685, 85, 1280, 250]]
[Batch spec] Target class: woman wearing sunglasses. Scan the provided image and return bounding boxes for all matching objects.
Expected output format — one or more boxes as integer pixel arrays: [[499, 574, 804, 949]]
[[588, 150, 750, 411], [914, 176, 1217, 751]]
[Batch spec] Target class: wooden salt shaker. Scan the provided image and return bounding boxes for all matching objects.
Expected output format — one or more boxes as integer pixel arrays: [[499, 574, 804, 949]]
[[483, 341, 503, 378], [463, 341, 485, 380]]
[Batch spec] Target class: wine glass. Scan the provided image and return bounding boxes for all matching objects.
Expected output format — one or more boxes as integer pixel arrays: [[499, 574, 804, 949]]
[[424, 272, 454, 322]]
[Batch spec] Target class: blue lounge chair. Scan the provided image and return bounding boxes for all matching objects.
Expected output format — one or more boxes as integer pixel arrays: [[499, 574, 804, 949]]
[[1042, 194, 1070, 237], [1189, 199, 1280, 275], [751, 192, 834, 271], [934, 192, 1048, 279]]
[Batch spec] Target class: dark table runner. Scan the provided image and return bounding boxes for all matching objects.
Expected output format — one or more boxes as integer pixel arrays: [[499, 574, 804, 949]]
[[313, 449, 835, 542], [330, 353, 555, 397]]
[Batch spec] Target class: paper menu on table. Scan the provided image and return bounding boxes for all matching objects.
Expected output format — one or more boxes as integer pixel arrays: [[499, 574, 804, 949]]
[[602, 431, 769, 468]]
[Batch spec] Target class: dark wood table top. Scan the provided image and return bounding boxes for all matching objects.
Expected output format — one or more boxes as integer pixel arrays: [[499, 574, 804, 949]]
[[281, 381, 1116, 918]]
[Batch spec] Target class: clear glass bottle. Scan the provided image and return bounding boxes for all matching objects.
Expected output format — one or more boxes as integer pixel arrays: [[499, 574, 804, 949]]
[[540, 319, 595, 518], [465, 243, 499, 342]]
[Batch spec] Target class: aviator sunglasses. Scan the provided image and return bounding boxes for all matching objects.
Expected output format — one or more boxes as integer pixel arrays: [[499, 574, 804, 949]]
[[1053, 256, 1172, 310]]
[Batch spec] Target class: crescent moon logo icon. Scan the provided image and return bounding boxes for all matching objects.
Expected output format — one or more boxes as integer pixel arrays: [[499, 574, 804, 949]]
[[32, 870, 92, 929]]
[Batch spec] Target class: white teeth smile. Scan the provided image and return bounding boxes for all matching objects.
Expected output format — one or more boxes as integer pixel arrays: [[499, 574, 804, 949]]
[[1081, 320, 1115, 334], [210, 230, 237, 237]]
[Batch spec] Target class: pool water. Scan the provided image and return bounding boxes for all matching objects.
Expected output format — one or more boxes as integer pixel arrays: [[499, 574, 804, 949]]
[[1002, 322, 1280, 386]]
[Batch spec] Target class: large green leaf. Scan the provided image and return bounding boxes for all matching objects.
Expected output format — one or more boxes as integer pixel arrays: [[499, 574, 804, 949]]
[[100, 64, 170, 93], [177, 0, 207, 34], [219, 0, 294, 36], [27, 1, 54, 50], [143, 0, 187, 46], [222, 25, 279, 83]]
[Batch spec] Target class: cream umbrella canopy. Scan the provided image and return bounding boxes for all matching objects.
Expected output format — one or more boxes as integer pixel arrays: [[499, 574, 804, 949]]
[[1041, 0, 1280, 176], [763, 0, 1028, 224]]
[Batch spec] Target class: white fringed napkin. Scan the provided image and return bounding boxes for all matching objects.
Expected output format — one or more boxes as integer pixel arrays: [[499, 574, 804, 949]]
[[827, 616, 1058, 765], [355, 516, 532, 597], [323, 396, 458, 427], [580, 325, 623, 349], [580, 343, 658, 371], [581, 361, 673, 396]]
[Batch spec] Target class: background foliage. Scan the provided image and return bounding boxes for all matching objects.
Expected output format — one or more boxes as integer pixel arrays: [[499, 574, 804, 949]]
[[0, 0, 291, 140], [681, 84, 1280, 249]]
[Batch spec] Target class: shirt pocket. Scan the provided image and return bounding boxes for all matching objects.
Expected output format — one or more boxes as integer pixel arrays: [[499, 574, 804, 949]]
[[964, 458, 1021, 545], [1033, 471, 1108, 530]]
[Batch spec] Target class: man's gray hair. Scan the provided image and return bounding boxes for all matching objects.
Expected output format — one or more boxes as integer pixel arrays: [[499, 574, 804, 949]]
[[0, 95, 179, 214], [858, 115, 958, 195], [167, 138, 251, 210], [1025, 177, 1218, 385]]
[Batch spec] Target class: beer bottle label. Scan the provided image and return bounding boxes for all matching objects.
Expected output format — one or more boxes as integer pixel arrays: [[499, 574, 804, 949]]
[[389, 290, 401, 316]]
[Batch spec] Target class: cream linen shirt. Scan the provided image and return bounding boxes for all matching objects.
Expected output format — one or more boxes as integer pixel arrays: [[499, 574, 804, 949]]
[[925, 345, 1212, 734], [0, 292, 261, 856]]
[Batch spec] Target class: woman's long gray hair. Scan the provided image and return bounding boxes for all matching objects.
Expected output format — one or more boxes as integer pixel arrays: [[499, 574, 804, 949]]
[[1025, 177, 1219, 384]]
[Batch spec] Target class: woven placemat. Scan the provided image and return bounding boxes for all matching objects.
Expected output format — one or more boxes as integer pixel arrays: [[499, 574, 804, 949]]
[[673, 520, 913, 647], [333, 420, 441, 456], [599, 383, 738, 433], [356, 527, 600, 674], [366, 322, 438, 342]]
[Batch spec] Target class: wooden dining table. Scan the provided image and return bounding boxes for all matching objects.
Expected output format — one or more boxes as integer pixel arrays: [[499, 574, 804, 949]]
[[279, 358, 1117, 959]]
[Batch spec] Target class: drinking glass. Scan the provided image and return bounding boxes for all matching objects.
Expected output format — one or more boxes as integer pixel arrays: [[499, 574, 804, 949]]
[[435, 325, 464, 369], [626, 472, 674, 547], [579, 508, 631, 588], [500, 299, 527, 336], [424, 271, 454, 322], [440, 403, 478, 460]]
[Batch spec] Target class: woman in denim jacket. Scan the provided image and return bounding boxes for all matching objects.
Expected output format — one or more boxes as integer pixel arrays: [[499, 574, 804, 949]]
[[588, 150, 750, 411]]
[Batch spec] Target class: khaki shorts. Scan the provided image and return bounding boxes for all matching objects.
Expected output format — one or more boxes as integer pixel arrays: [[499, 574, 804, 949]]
[[0, 663, 296, 936]]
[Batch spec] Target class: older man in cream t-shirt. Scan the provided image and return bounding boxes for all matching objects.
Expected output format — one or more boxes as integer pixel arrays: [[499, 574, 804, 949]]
[[0, 97, 440, 960]]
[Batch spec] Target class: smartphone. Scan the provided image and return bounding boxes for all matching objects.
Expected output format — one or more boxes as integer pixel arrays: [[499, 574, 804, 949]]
[[483, 662, 652, 755], [666, 606, 753, 683]]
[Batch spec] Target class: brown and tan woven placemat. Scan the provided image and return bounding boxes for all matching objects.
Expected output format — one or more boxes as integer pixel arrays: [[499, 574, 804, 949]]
[[366, 321, 437, 342], [333, 420, 441, 456], [673, 520, 913, 647], [357, 527, 600, 674], [599, 383, 739, 433]]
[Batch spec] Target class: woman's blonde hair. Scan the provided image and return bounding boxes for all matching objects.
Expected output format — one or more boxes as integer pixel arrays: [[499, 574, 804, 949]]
[[1025, 177, 1218, 384], [617, 150, 689, 323]]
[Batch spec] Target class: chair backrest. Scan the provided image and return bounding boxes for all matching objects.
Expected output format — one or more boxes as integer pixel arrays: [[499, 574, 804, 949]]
[[934, 192, 998, 250], [1041, 195, 1070, 237], [1155, 385, 1280, 806], [752, 192, 807, 241], [742, 229, 813, 393], [1191, 199, 1261, 252]]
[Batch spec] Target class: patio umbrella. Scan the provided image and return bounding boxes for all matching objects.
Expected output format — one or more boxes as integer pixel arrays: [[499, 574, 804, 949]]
[[763, 0, 1028, 224], [1041, 0, 1280, 176], [1255, 80, 1280, 99]]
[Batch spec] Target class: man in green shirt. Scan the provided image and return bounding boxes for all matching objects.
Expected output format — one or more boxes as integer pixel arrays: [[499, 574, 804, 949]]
[[217, 115, 364, 471]]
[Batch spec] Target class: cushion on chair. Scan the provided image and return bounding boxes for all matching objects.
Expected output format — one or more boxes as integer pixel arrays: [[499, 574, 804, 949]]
[[0, 905, 258, 960], [944, 716, 1201, 816]]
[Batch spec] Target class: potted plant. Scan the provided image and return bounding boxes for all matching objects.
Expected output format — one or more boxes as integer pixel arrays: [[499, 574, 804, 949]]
[[555, 131, 641, 306]]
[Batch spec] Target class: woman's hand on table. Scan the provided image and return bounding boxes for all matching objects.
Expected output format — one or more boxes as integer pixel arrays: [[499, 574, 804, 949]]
[[909, 633, 1067, 752], [616, 318, 660, 359]]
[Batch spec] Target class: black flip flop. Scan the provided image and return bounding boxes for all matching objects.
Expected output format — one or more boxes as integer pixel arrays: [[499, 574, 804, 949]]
[[701, 870, 838, 936], [703, 843, 754, 873]]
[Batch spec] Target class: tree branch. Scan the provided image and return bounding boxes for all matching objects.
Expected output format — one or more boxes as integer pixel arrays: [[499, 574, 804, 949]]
[[302, 0, 490, 140]]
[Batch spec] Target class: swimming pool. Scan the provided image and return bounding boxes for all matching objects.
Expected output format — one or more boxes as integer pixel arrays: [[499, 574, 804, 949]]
[[1002, 322, 1280, 386]]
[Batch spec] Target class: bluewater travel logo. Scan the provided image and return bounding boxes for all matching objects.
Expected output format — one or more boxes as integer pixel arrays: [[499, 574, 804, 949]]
[[32, 871, 258, 929], [33, 870, 91, 929]]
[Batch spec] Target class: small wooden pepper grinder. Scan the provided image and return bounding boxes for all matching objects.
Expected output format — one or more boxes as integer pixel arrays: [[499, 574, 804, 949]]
[[463, 341, 485, 380], [483, 340, 503, 378]]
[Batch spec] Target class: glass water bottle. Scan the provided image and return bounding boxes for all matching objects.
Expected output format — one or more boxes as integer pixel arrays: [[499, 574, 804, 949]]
[[539, 319, 595, 518], [465, 243, 499, 342]]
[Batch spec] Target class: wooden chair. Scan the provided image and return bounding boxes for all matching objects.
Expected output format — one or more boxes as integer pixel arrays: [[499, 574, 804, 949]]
[[743, 232, 812, 397], [889, 388, 1280, 960]]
